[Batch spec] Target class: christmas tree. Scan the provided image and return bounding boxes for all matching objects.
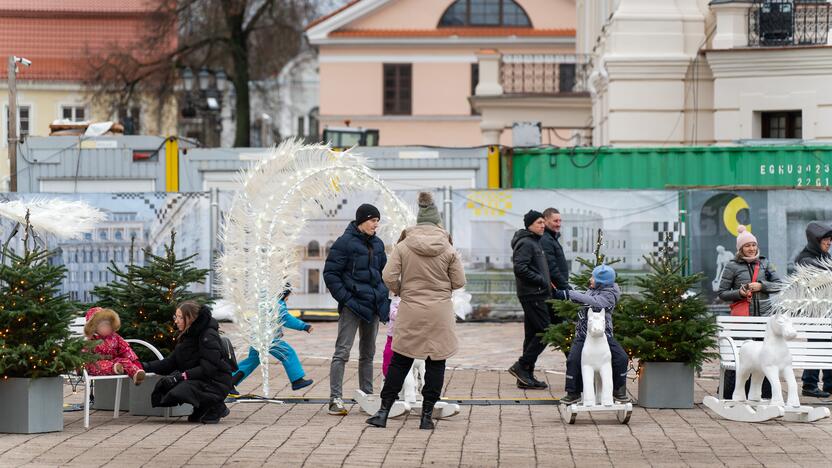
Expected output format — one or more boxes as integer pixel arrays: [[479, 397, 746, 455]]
[[541, 229, 622, 356], [0, 213, 95, 378], [92, 230, 211, 360], [614, 254, 718, 372]]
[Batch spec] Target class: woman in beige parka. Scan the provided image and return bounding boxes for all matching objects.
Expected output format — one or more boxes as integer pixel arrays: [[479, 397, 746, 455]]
[[367, 192, 466, 430]]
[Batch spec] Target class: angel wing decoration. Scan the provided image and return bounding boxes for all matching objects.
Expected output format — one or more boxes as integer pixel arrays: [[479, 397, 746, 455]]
[[218, 140, 414, 397]]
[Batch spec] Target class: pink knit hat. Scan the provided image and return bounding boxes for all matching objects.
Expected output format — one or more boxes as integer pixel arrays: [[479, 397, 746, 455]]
[[736, 225, 757, 251]]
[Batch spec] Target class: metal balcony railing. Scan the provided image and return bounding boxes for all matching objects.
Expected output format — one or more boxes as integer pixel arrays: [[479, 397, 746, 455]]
[[500, 54, 590, 95], [748, 0, 832, 46]]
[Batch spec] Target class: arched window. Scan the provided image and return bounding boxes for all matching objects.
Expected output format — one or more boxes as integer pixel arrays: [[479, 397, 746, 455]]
[[439, 0, 531, 27], [307, 240, 321, 258]]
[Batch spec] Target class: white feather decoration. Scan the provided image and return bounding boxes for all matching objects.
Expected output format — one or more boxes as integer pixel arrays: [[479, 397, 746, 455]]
[[770, 257, 832, 318], [218, 140, 414, 397], [0, 198, 106, 239]]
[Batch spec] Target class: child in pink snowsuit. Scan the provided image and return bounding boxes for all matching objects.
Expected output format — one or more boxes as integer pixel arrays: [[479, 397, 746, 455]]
[[382, 296, 401, 377], [83, 307, 146, 385]]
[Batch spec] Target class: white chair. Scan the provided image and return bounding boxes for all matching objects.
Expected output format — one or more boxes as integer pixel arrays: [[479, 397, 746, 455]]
[[82, 339, 163, 429]]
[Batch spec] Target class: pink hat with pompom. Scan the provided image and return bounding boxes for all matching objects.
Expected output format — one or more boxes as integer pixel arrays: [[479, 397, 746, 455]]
[[736, 225, 757, 251]]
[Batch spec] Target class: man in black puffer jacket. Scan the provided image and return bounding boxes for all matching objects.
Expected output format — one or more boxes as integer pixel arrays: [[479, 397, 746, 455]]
[[324, 203, 390, 415], [541, 207, 571, 291], [508, 210, 553, 390], [796, 221, 832, 398], [143, 302, 233, 424]]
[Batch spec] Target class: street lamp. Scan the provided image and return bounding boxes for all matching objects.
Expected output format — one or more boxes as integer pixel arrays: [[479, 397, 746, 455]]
[[182, 68, 194, 92], [215, 70, 227, 92], [198, 69, 211, 92]]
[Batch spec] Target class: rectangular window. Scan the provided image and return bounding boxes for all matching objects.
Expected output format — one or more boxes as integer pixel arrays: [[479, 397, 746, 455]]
[[470, 63, 480, 115], [61, 106, 86, 122], [118, 106, 141, 135], [762, 110, 802, 139], [297, 116, 305, 136], [308, 268, 320, 294], [558, 63, 576, 93], [383, 64, 412, 115], [5, 105, 31, 139]]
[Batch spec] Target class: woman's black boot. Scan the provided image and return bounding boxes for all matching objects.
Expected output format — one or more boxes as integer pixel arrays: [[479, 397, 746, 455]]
[[366, 398, 395, 428], [419, 404, 435, 430]]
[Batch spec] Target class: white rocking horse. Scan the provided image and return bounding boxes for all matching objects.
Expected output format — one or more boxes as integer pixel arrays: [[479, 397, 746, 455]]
[[703, 312, 830, 423], [563, 309, 632, 424]]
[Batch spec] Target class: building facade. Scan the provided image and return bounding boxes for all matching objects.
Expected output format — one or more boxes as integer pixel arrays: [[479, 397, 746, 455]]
[[580, 0, 832, 146], [307, 0, 580, 147]]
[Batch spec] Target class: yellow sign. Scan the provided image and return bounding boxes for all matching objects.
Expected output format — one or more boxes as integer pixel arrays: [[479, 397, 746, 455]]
[[723, 195, 750, 237]]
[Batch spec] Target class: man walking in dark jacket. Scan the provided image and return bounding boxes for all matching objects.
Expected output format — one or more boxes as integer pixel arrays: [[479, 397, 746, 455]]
[[796, 221, 832, 398], [508, 210, 553, 389], [324, 203, 390, 415], [541, 208, 571, 291]]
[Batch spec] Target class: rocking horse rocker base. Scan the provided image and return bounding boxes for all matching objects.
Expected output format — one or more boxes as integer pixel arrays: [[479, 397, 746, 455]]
[[702, 396, 784, 422], [562, 402, 633, 425]]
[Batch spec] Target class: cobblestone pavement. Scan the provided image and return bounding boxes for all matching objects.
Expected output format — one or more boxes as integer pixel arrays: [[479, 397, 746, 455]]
[[2, 321, 832, 467]]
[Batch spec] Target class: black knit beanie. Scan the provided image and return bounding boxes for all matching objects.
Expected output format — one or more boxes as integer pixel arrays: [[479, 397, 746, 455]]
[[524, 210, 544, 229], [355, 203, 381, 224]]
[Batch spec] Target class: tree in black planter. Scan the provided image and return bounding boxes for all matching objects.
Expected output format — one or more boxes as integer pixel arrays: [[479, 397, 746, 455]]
[[92, 230, 211, 360], [541, 229, 622, 356], [0, 215, 94, 378], [613, 254, 718, 372]]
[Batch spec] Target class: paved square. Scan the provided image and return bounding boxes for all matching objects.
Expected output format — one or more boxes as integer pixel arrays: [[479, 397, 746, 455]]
[[2, 322, 831, 467]]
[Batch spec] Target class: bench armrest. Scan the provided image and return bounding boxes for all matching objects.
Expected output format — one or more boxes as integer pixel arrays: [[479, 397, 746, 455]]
[[125, 339, 164, 360], [718, 335, 739, 368]]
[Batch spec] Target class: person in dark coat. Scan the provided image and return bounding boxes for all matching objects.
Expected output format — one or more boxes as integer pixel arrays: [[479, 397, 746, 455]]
[[553, 265, 629, 405], [717, 225, 781, 317], [796, 221, 832, 398], [541, 208, 571, 291], [508, 210, 553, 390], [324, 203, 390, 415], [142, 301, 233, 424]]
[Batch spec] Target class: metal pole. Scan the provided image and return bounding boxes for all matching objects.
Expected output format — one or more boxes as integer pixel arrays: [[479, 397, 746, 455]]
[[209, 187, 219, 296], [443, 186, 453, 238], [8, 56, 18, 192]]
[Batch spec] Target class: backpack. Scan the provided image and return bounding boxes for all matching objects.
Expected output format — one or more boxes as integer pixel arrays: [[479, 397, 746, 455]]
[[219, 335, 239, 373]]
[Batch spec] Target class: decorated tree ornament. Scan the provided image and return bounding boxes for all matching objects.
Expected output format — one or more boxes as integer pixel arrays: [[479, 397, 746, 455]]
[[218, 140, 414, 397]]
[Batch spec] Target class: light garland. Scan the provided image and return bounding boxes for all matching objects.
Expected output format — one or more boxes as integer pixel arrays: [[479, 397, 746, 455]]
[[218, 140, 413, 397]]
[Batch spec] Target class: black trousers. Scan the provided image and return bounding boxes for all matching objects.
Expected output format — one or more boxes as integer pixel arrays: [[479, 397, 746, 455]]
[[518, 297, 554, 369], [380, 352, 446, 407], [565, 334, 629, 393]]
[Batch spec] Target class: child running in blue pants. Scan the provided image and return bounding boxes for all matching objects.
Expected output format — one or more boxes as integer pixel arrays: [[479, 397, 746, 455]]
[[233, 288, 314, 391]]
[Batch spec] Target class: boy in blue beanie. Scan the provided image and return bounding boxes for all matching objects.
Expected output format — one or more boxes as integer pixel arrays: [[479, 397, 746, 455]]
[[552, 264, 630, 404]]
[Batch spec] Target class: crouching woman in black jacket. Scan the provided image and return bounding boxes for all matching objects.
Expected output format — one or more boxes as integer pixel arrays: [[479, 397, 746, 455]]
[[142, 301, 233, 424]]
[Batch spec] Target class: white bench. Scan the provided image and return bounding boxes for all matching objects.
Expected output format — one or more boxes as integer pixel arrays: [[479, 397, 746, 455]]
[[716, 316, 832, 397]]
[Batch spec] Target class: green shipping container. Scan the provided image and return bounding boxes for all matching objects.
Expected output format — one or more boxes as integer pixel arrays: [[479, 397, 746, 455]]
[[510, 145, 832, 190]]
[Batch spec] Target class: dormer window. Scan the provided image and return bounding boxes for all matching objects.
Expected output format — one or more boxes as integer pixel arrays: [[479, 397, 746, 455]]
[[439, 0, 532, 27]]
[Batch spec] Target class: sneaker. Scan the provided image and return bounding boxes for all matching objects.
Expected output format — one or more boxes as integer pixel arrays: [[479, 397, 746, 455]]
[[508, 362, 535, 388], [614, 387, 631, 403], [560, 392, 582, 405], [291, 377, 313, 391], [113, 363, 124, 375], [201, 402, 230, 424], [328, 398, 348, 415], [132, 370, 146, 385], [802, 387, 831, 398]]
